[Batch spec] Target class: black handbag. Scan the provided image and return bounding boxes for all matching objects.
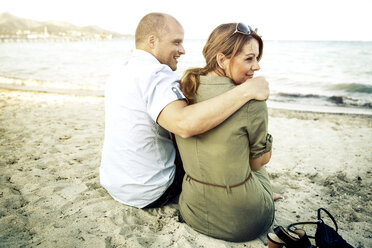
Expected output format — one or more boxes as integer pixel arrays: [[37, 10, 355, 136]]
[[288, 208, 354, 248]]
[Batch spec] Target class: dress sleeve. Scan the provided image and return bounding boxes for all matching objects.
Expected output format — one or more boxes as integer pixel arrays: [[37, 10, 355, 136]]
[[245, 100, 273, 159], [145, 66, 186, 122]]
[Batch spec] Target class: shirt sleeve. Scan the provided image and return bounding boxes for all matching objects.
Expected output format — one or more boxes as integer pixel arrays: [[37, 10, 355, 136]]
[[145, 66, 186, 122], [246, 100, 273, 159]]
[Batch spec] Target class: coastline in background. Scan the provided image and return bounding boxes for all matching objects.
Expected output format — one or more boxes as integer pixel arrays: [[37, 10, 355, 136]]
[[0, 39, 371, 115]]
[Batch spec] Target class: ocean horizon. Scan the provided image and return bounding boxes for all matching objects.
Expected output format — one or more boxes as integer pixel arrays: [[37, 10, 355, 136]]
[[1, 38, 372, 115]]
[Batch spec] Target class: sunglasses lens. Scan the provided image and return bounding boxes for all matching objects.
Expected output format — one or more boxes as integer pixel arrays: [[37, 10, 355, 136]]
[[237, 23, 250, 34], [223, 22, 254, 43]]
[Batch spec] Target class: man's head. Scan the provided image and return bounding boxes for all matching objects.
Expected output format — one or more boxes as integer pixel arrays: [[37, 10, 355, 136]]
[[135, 13, 185, 71]]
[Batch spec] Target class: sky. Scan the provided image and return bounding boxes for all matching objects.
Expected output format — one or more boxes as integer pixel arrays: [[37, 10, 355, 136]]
[[1, 0, 372, 41]]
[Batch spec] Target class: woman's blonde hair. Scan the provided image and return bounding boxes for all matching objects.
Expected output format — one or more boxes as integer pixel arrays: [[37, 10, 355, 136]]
[[180, 23, 263, 104]]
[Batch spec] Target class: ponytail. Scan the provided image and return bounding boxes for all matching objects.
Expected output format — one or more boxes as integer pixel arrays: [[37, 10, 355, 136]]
[[180, 67, 208, 104]]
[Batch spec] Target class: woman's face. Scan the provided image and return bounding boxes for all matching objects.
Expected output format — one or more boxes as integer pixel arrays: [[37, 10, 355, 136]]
[[225, 39, 260, 85]]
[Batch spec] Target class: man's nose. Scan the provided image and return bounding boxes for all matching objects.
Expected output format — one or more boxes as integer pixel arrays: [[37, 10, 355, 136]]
[[179, 44, 186, 55]]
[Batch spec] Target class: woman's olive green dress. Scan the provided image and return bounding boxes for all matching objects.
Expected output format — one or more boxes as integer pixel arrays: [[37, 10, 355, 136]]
[[176, 76, 275, 242]]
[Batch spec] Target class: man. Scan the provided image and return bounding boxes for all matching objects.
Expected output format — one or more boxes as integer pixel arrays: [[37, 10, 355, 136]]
[[100, 13, 270, 208]]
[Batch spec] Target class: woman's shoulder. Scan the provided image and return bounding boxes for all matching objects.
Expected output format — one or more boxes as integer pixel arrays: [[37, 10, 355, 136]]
[[244, 100, 268, 120], [196, 76, 235, 101], [199, 76, 234, 86]]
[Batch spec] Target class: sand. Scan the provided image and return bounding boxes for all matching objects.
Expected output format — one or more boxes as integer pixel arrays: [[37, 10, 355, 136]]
[[0, 88, 371, 248]]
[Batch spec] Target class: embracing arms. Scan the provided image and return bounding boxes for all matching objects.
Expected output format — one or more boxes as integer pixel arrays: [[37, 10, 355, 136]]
[[157, 76, 269, 138]]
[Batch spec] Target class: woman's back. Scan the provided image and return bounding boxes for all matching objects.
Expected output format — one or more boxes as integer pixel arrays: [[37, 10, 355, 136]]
[[176, 76, 274, 242]]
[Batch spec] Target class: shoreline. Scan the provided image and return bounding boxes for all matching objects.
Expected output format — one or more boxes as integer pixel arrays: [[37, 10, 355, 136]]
[[0, 84, 105, 97], [0, 89, 371, 247], [1, 74, 372, 116], [1, 84, 371, 117]]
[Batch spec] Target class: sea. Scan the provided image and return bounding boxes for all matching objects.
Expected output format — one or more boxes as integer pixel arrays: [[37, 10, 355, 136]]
[[1, 38, 372, 115]]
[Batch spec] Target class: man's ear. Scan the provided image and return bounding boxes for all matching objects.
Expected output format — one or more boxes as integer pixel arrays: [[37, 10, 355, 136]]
[[148, 35, 156, 49], [216, 53, 226, 69]]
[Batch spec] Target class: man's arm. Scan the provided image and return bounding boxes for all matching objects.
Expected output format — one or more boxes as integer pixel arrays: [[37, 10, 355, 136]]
[[157, 76, 269, 138]]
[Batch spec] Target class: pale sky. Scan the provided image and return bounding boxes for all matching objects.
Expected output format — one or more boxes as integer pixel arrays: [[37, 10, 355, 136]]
[[1, 0, 371, 41]]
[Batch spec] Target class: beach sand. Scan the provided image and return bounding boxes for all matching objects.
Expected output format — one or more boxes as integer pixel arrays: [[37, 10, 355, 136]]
[[0, 88, 371, 248]]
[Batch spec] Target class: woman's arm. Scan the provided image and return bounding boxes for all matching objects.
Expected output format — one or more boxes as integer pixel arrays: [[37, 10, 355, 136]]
[[246, 99, 273, 171], [157, 76, 269, 138], [250, 150, 272, 171]]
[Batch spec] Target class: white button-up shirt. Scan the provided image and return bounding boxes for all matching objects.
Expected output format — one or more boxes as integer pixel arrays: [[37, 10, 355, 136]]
[[100, 50, 186, 208]]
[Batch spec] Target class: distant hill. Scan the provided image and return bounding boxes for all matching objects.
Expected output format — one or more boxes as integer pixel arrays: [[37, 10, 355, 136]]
[[0, 12, 130, 39]]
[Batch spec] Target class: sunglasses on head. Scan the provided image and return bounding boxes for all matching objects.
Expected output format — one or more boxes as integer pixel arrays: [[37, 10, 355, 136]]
[[223, 22, 255, 43]]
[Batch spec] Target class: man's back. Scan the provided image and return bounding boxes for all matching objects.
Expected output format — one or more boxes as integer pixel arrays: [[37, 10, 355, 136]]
[[100, 50, 184, 208]]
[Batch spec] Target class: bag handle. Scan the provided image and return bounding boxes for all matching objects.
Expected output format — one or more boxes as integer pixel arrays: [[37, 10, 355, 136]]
[[288, 221, 319, 239], [318, 208, 338, 232], [287, 208, 338, 239]]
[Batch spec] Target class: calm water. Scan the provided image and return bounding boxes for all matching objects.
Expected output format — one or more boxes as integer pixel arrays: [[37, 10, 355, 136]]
[[1, 39, 372, 114]]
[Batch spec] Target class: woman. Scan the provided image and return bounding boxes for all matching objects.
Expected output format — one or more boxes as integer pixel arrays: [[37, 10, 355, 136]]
[[175, 23, 275, 242]]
